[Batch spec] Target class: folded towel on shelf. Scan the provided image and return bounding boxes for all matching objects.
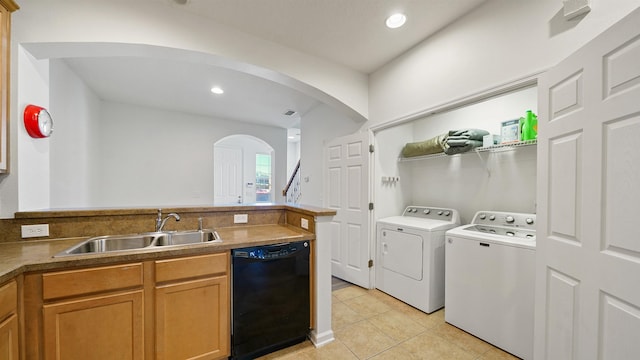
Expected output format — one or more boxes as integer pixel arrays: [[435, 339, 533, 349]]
[[443, 140, 484, 155], [445, 138, 478, 147], [447, 129, 490, 141], [440, 129, 489, 155], [401, 134, 447, 157]]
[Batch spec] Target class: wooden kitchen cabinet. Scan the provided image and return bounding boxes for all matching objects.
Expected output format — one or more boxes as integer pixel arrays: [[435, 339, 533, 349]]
[[154, 253, 230, 360], [23, 252, 231, 360], [0, 280, 19, 360], [0, 0, 18, 173], [42, 290, 144, 359], [32, 263, 145, 360]]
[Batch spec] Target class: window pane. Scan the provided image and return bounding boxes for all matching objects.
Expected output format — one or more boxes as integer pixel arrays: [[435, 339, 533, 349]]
[[256, 154, 271, 202]]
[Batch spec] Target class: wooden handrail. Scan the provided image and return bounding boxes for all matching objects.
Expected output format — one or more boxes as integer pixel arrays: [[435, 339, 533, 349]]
[[282, 160, 301, 196]]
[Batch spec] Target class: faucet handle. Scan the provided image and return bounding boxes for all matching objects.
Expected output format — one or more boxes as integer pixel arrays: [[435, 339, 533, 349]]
[[157, 208, 162, 219], [198, 217, 203, 231]]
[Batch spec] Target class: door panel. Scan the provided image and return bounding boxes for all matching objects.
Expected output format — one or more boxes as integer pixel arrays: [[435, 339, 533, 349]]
[[43, 290, 144, 360], [325, 131, 372, 288], [535, 7, 640, 360], [214, 146, 242, 204]]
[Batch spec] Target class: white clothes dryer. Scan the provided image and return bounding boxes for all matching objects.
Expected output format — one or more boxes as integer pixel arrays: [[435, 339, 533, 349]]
[[376, 206, 460, 314], [445, 211, 536, 360]]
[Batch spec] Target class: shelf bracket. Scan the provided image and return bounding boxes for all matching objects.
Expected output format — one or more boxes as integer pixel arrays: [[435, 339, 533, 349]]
[[475, 150, 491, 177]]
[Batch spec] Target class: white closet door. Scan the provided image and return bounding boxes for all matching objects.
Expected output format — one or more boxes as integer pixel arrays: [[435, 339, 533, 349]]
[[535, 7, 640, 360], [324, 131, 373, 289], [214, 146, 243, 205]]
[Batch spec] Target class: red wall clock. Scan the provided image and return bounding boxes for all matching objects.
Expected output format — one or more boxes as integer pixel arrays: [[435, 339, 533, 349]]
[[24, 104, 54, 138]]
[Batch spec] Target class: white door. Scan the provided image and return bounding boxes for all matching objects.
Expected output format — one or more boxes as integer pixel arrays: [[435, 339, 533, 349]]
[[535, 8, 640, 360], [214, 146, 243, 204], [325, 131, 373, 288]]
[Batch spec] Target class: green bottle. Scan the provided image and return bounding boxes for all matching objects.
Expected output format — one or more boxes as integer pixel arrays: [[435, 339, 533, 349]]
[[521, 110, 538, 141]]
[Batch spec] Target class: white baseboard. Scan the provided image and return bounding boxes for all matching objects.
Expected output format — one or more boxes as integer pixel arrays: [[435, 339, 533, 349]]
[[309, 329, 335, 347]]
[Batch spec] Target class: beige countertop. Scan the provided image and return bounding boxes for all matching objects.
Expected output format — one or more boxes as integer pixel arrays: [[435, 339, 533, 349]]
[[0, 224, 314, 284]]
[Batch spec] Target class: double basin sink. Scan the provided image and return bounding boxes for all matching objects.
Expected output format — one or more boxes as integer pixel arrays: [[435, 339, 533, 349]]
[[55, 229, 222, 257]]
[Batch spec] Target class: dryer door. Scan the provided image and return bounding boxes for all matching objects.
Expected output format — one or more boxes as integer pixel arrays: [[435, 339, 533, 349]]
[[378, 226, 423, 280]]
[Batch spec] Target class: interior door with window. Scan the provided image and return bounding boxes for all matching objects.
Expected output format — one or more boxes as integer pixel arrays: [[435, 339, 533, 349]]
[[535, 8, 640, 360], [214, 146, 243, 204], [324, 131, 373, 289]]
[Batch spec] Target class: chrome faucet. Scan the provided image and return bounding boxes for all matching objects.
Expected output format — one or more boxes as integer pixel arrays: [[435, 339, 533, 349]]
[[155, 209, 181, 232]]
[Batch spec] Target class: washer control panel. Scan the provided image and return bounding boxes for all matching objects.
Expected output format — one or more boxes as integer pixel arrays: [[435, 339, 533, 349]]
[[472, 211, 536, 230], [402, 206, 459, 223]]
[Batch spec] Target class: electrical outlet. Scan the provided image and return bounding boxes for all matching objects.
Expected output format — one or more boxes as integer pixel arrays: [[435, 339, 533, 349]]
[[301, 218, 309, 230], [234, 214, 248, 224], [21, 224, 50, 238]]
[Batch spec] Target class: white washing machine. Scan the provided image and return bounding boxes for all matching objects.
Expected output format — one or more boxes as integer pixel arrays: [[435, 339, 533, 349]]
[[445, 211, 536, 360], [376, 206, 460, 314]]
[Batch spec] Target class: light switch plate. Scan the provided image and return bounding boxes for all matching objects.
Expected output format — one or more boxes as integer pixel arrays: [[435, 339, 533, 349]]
[[21, 224, 50, 238], [234, 214, 248, 224], [301, 218, 309, 230]]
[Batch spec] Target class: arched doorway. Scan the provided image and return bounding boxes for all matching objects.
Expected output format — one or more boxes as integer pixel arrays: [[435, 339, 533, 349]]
[[214, 135, 275, 205]]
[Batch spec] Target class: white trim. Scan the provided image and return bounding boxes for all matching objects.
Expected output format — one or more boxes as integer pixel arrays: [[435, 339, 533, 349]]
[[370, 70, 545, 133], [308, 329, 335, 348]]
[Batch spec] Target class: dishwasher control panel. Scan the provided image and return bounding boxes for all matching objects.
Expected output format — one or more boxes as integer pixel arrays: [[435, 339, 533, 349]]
[[232, 241, 309, 259]]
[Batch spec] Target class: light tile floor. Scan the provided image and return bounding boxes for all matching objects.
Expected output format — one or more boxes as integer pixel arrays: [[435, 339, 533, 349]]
[[258, 280, 519, 360]]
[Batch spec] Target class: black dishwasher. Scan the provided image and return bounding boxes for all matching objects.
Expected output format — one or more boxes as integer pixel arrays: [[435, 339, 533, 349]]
[[231, 241, 310, 360]]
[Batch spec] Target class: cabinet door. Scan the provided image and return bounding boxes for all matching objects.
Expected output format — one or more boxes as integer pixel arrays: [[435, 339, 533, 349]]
[[43, 290, 144, 360], [155, 276, 229, 360], [0, 314, 18, 360]]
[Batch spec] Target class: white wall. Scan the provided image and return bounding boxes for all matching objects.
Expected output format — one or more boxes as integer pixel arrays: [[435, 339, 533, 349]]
[[368, 0, 640, 126], [49, 59, 100, 208], [92, 102, 286, 208], [16, 47, 50, 212], [373, 122, 415, 221], [300, 104, 362, 207], [287, 140, 300, 179], [374, 86, 538, 223]]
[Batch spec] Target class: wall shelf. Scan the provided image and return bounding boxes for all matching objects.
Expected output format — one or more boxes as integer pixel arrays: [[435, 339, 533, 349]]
[[475, 139, 537, 153], [398, 139, 536, 162]]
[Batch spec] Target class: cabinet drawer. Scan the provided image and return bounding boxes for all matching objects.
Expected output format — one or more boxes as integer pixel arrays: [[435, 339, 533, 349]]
[[43, 263, 143, 300], [156, 252, 228, 283], [0, 280, 17, 320]]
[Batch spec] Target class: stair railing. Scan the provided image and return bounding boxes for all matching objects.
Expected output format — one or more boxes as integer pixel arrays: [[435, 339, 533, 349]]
[[282, 160, 301, 204]]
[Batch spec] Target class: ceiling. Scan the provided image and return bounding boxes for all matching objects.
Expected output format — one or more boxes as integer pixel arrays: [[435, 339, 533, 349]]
[[152, 0, 487, 74], [58, 0, 487, 137]]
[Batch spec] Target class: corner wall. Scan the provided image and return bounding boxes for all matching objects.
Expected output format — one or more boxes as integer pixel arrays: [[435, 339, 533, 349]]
[[50, 59, 100, 208], [299, 104, 362, 207]]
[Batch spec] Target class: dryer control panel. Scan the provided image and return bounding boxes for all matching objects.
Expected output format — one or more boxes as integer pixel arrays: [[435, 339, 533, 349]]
[[471, 211, 536, 230], [402, 206, 459, 223]]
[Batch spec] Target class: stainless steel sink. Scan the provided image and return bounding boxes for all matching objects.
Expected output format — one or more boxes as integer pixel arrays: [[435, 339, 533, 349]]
[[154, 229, 222, 246], [54, 230, 222, 257]]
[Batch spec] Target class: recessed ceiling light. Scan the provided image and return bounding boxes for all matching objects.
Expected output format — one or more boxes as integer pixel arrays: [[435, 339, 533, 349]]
[[386, 13, 407, 29], [210, 86, 224, 95]]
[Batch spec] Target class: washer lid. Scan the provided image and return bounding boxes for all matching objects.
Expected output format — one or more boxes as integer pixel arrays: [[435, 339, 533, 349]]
[[377, 216, 459, 230], [446, 224, 536, 249]]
